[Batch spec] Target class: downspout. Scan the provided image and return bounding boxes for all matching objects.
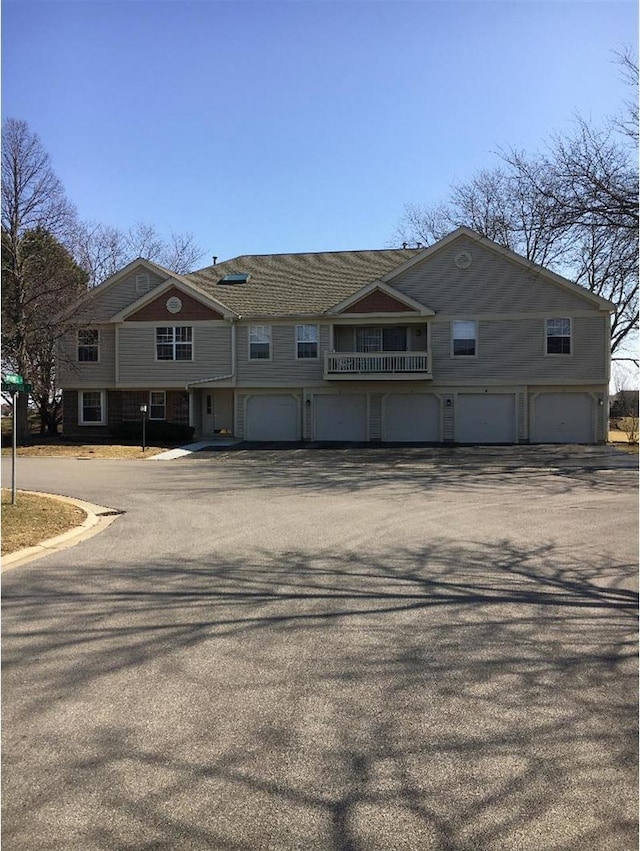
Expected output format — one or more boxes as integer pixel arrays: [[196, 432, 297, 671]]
[[114, 324, 120, 385]]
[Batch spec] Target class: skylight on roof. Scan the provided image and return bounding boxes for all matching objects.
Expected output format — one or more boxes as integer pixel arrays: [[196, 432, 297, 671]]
[[220, 273, 250, 284]]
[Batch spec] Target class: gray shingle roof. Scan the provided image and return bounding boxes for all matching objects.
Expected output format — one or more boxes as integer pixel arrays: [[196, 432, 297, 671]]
[[185, 248, 419, 317]]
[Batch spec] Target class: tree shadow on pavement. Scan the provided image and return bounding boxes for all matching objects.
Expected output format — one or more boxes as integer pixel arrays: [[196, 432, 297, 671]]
[[2, 537, 638, 850]]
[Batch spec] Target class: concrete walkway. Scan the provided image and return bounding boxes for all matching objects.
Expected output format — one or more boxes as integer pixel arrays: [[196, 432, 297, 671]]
[[146, 438, 241, 460]]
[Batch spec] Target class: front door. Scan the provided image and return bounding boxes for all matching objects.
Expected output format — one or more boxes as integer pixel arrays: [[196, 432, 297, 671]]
[[201, 392, 214, 436]]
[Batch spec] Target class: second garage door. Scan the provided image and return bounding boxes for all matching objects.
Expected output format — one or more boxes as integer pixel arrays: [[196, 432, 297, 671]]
[[383, 394, 440, 442], [456, 393, 516, 444], [245, 394, 300, 441], [531, 393, 594, 443], [314, 395, 367, 441]]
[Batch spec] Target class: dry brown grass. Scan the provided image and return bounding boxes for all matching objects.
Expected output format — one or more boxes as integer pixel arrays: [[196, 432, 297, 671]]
[[1, 489, 86, 555], [1, 444, 166, 459], [608, 430, 640, 454]]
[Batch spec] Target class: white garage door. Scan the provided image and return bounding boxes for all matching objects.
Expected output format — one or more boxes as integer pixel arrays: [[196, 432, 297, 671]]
[[314, 395, 367, 441], [383, 394, 440, 442], [246, 395, 300, 441], [456, 394, 516, 444], [532, 393, 593, 443]]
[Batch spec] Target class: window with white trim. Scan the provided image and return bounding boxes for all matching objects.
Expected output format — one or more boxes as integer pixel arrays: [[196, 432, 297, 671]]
[[149, 391, 166, 420], [546, 318, 571, 354], [77, 329, 99, 362], [249, 325, 271, 359], [296, 324, 318, 359], [452, 320, 477, 357], [156, 327, 193, 360], [79, 390, 106, 425]]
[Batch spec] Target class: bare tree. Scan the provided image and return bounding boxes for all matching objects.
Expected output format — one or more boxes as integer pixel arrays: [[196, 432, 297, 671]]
[[505, 122, 638, 236], [396, 165, 567, 268], [395, 51, 638, 353], [613, 48, 639, 146], [69, 220, 127, 288], [161, 230, 205, 274], [1, 119, 80, 442], [2, 228, 88, 436], [71, 220, 204, 287], [611, 362, 639, 444]]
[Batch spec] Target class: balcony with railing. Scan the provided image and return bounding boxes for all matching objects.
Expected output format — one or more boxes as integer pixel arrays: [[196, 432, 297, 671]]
[[324, 351, 432, 380]]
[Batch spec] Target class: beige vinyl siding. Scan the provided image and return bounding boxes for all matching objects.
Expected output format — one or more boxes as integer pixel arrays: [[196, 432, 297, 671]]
[[237, 324, 329, 385], [431, 316, 607, 383], [442, 394, 455, 440], [518, 391, 526, 441], [74, 268, 167, 322], [118, 324, 232, 385], [235, 393, 247, 439], [303, 391, 313, 440], [369, 393, 383, 440], [57, 327, 116, 387], [392, 236, 601, 314]]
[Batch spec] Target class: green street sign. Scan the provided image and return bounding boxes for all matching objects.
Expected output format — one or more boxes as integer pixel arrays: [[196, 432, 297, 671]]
[[1, 381, 31, 394], [4, 373, 24, 385]]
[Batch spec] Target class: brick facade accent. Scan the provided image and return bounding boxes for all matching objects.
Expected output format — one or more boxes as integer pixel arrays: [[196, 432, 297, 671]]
[[62, 389, 190, 438], [126, 286, 224, 321]]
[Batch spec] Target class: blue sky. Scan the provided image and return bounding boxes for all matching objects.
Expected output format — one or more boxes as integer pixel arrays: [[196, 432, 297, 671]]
[[2, 0, 637, 263]]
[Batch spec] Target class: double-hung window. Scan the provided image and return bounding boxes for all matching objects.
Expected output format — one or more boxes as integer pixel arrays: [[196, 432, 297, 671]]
[[546, 318, 571, 354], [249, 325, 271, 359], [296, 324, 318, 359], [156, 327, 193, 360], [78, 329, 99, 362], [79, 390, 105, 425], [452, 320, 477, 356], [149, 391, 166, 420]]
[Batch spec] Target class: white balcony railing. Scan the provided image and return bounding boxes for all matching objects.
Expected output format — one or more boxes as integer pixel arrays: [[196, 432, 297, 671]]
[[324, 351, 432, 379]]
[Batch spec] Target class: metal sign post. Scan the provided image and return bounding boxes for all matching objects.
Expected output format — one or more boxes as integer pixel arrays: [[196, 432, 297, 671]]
[[12, 389, 17, 505], [2, 375, 32, 506]]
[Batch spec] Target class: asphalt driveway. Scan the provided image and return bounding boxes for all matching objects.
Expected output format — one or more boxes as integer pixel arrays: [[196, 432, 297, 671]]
[[2, 446, 638, 850]]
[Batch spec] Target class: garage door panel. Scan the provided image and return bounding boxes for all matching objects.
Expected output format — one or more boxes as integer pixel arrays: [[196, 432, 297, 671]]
[[532, 393, 593, 443], [315, 395, 367, 442], [246, 395, 300, 441], [384, 394, 440, 442], [456, 394, 515, 444]]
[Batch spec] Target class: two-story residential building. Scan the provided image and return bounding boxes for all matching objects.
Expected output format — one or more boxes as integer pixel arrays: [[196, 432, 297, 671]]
[[57, 227, 614, 445]]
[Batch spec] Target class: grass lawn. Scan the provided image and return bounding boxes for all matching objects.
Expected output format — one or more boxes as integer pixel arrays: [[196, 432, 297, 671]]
[[609, 418, 639, 454], [1, 489, 86, 555], [1, 443, 167, 459]]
